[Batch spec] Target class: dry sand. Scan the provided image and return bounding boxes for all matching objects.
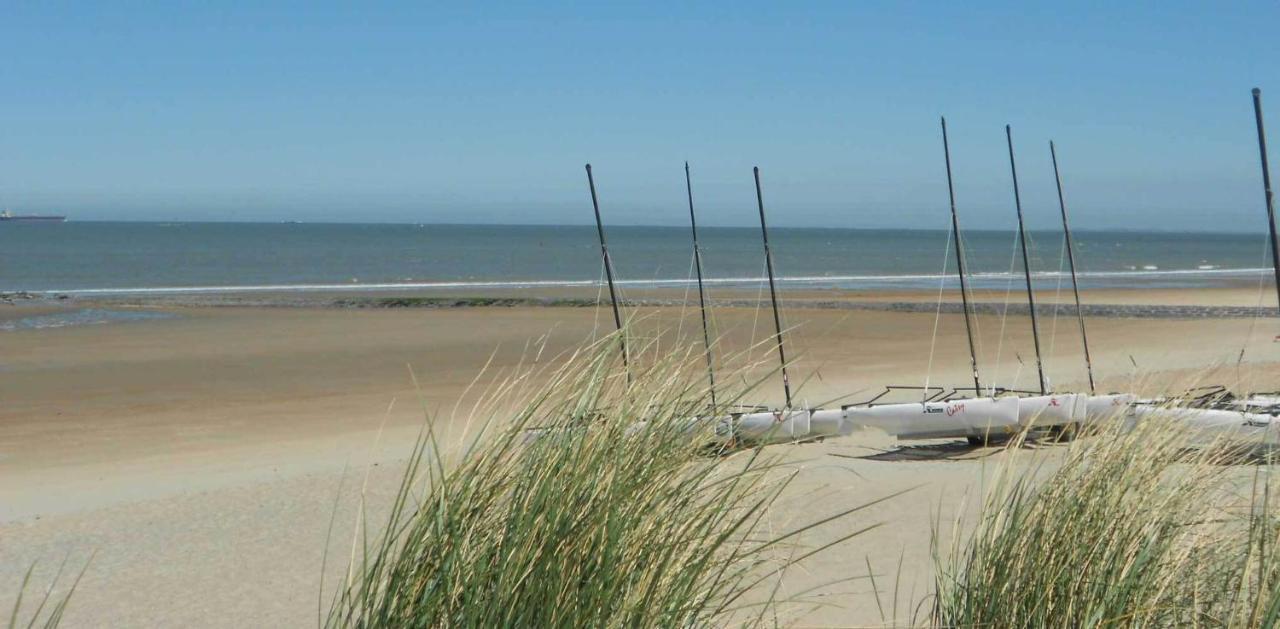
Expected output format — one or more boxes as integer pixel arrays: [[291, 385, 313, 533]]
[[4, 288, 1280, 627]]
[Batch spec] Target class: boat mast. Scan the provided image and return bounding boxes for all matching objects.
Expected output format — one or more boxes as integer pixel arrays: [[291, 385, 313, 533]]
[[753, 166, 793, 408], [1005, 125, 1047, 395], [1251, 88, 1280, 314], [584, 164, 629, 376], [685, 162, 718, 408], [1049, 141, 1096, 394], [940, 117, 983, 395]]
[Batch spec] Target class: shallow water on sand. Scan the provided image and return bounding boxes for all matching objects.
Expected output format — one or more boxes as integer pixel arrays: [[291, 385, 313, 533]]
[[0, 308, 178, 332]]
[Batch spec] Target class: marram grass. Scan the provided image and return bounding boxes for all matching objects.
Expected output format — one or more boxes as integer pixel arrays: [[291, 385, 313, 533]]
[[6, 556, 90, 629], [26, 328, 1280, 627], [933, 399, 1280, 629], [324, 330, 893, 628]]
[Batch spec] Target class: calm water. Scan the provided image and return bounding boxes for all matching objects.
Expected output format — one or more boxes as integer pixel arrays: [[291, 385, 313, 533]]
[[0, 309, 177, 331], [1, 222, 1275, 293]]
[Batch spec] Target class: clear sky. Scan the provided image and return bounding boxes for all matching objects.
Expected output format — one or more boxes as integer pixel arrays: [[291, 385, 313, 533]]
[[0, 2, 1277, 231]]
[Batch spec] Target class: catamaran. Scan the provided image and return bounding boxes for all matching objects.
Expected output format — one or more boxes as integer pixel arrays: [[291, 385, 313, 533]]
[[752, 122, 1136, 448], [711, 166, 830, 445], [821, 118, 1027, 445], [715, 158, 1028, 447], [722, 120, 1131, 447], [571, 90, 1280, 451], [1123, 88, 1280, 450]]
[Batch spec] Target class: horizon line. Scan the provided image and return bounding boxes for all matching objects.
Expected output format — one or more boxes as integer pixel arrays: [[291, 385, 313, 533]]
[[17, 218, 1273, 237]]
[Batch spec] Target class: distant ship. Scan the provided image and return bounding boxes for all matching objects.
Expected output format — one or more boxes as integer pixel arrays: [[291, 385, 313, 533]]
[[0, 210, 66, 222]]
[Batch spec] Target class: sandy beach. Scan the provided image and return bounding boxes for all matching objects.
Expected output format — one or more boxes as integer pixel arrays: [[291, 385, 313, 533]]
[[7, 2, 1279, 623], [4, 287, 1280, 627]]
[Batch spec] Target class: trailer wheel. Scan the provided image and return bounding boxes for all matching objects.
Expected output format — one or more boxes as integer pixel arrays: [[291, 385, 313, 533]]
[[967, 433, 1013, 447], [1048, 423, 1080, 443]]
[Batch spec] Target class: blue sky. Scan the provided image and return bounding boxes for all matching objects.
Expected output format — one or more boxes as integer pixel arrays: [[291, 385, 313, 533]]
[[0, 2, 1277, 231]]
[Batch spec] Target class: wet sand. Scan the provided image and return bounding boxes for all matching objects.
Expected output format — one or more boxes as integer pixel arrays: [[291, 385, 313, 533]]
[[3, 287, 1280, 626]]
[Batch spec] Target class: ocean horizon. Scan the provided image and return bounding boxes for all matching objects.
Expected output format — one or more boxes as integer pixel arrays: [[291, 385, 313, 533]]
[[2, 221, 1276, 294]]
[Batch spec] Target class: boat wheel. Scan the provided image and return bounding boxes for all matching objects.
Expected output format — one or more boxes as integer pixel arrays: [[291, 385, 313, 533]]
[[1047, 423, 1080, 443]]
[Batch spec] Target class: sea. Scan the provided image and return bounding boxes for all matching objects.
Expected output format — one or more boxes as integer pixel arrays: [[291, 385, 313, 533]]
[[1, 222, 1276, 294]]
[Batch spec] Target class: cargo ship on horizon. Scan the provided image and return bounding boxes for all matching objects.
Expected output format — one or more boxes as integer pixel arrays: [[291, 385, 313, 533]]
[[0, 210, 66, 222]]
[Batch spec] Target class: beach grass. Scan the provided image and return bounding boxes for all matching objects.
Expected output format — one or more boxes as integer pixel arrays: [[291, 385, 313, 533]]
[[6, 557, 90, 629], [21, 325, 1280, 627], [932, 398, 1280, 628], [322, 329, 896, 628]]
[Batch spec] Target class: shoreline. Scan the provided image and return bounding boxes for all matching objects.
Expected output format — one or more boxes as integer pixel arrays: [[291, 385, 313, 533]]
[[1, 263, 1273, 299], [5, 283, 1279, 320]]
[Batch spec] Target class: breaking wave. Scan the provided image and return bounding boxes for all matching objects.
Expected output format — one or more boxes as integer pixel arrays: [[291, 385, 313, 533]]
[[21, 267, 1275, 296]]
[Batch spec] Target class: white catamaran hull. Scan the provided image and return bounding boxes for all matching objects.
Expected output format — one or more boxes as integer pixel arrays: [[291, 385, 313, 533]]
[[843, 396, 1021, 441], [1084, 393, 1137, 424], [726, 410, 813, 443], [710, 408, 852, 445], [1132, 404, 1279, 447], [1016, 394, 1082, 428], [536, 393, 1129, 448]]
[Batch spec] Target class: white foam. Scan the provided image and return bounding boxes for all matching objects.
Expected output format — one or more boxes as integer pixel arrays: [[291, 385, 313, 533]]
[[15, 267, 1274, 297]]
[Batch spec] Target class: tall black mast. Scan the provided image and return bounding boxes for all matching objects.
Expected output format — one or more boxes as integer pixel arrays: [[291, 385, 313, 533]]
[[1005, 125, 1047, 395], [1252, 88, 1280, 315], [940, 117, 983, 395], [1050, 141, 1096, 394], [753, 166, 793, 408], [585, 164, 628, 375], [685, 162, 717, 408]]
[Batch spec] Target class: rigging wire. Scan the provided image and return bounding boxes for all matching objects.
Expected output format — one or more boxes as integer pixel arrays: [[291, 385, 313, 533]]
[[677, 252, 696, 342], [585, 164, 628, 380], [989, 229, 1023, 395], [591, 262, 607, 339], [940, 116, 983, 396], [1006, 124, 1047, 395], [1236, 235, 1272, 384], [1050, 140, 1096, 393], [922, 221, 955, 402], [1045, 228, 1069, 365], [753, 165, 793, 408], [750, 259, 768, 367], [684, 162, 718, 409], [1248, 87, 1280, 393], [958, 228, 990, 393]]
